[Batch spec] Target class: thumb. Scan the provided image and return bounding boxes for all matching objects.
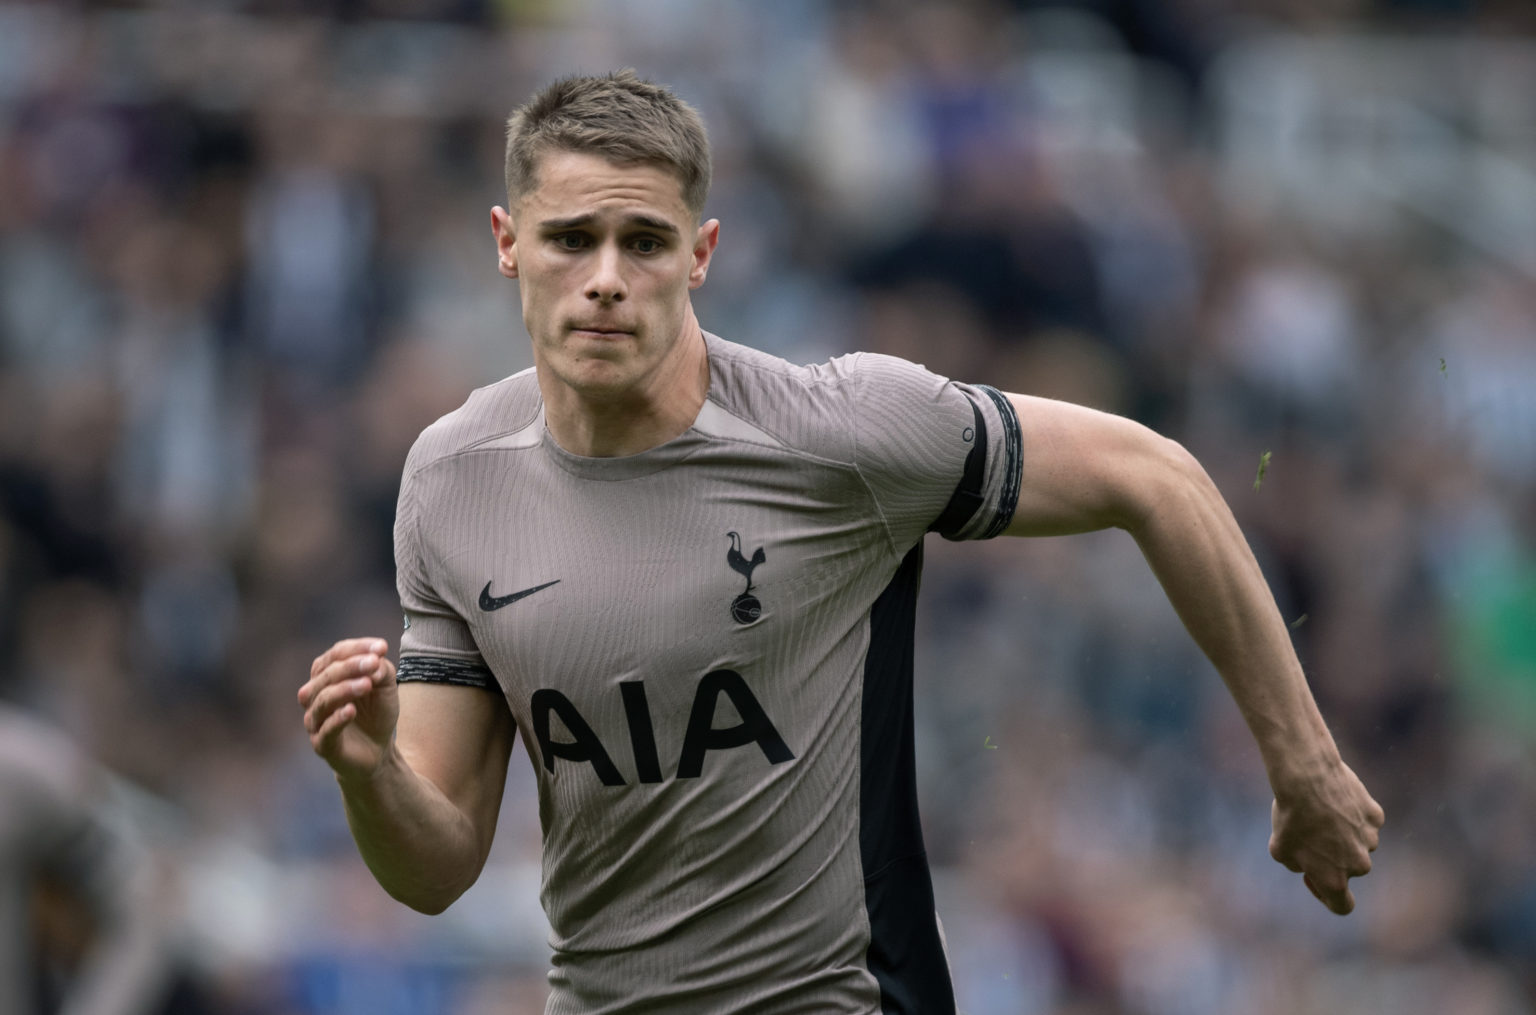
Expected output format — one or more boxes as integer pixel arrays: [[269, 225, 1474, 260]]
[[370, 655, 397, 686], [1304, 873, 1355, 915]]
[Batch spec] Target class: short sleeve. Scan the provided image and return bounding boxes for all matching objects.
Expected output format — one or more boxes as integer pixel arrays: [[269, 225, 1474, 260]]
[[849, 353, 1022, 552], [395, 460, 497, 690]]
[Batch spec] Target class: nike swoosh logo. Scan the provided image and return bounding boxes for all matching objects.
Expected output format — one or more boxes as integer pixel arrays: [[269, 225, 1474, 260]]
[[479, 579, 561, 612]]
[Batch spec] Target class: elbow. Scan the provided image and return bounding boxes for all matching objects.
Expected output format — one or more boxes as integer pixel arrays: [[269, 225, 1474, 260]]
[[1112, 430, 1211, 534], [1159, 435, 1211, 490], [399, 894, 455, 917], [388, 876, 474, 915], [374, 854, 485, 915]]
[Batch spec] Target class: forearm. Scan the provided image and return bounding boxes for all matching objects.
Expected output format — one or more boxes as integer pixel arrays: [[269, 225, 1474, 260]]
[[338, 746, 486, 914], [1128, 444, 1340, 791], [1002, 394, 1382, 910]]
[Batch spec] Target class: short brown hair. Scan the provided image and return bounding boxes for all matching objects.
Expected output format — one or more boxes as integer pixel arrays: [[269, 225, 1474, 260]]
[[504, 69, 711, 219]]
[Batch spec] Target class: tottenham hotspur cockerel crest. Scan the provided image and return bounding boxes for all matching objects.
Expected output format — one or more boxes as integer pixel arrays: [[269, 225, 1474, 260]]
[[726, 531, 765, 624]]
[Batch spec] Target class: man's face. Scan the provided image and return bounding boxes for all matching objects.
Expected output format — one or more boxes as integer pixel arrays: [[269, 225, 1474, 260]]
[[492, 150, 718, 400]]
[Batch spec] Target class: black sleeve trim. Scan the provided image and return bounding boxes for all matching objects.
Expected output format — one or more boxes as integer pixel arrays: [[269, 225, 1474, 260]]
[[397, 655, 498, 691], [976, 385, 1021, 539], [929, 395, 988, 538]]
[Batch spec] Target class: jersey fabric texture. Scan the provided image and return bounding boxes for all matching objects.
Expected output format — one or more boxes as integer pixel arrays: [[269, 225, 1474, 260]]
[[394, 333, 1022, 1014]]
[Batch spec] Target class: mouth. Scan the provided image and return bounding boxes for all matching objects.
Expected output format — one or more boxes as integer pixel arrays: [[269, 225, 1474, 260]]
[[570, 325, 635, 339]]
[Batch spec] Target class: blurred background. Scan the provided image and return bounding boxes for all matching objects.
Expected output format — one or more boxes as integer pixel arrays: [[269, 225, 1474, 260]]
[[0, 0, 1533, 1012]]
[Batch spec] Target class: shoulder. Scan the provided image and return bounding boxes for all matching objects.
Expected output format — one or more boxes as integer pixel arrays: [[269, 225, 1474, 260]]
[[402, 367, 543, 482], [704, 335, 945, 463], [705, 333, 856, 400], [707, 333, 935, 393]]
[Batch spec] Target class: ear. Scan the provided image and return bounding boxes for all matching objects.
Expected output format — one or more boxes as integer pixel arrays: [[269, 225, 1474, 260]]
[[491, 206, 518, 279], [688, 218, 720, 290]]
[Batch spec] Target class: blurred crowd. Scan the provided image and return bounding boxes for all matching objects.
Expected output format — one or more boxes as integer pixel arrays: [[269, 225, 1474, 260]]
[[0, 0, 1532, 1013]]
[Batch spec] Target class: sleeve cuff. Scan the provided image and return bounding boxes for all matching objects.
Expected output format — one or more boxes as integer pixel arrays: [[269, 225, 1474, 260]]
[[397, 655, 498, 691], [931, 384, 1022, 541]]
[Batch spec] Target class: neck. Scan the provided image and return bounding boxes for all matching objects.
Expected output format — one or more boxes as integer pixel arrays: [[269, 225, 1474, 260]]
[[539, 310, 710, 458]]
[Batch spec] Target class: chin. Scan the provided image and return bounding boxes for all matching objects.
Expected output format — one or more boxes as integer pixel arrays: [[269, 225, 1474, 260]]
[[559, 357, 643, 397]]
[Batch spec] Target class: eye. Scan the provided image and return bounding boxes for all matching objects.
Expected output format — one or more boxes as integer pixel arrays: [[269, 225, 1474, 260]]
[[632, 236, 663, 254], [554, 233, 587, 250]]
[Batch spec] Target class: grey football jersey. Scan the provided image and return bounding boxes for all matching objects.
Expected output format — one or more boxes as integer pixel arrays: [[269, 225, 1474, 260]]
[[395, 333, 1021, 1014]]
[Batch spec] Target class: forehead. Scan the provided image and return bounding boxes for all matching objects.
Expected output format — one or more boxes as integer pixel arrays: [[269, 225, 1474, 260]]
[[520, 149, 692, 225]]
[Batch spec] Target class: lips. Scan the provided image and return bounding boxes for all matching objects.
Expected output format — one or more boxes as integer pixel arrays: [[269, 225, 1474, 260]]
[[570, 325, 634, 337]]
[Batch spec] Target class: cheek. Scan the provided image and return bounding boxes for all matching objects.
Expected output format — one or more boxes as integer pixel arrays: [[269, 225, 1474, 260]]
[[518, 265, 564, 316], [641, 258, 693, 300]]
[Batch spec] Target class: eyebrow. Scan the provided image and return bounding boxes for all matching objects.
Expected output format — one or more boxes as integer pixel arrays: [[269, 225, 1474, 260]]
[[538, 213, 681, 236]]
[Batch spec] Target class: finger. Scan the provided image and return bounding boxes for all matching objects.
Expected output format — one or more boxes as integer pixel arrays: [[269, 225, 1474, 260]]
[[309, 638, 389, 682], [1307, 866, 1349, 897], [1269, 837, 1303, 873], [1368, 799, 1386, 828], [305, 677, 373, 732], [1302, 871, 1324, 906], [1303, 872, 1355, 915], [310, 638, 390, 679], [303, 677, 366, 734], [301, 653, 383, 707], [1267, 803, 1305, 872], [311, 700, 358, 756], [365, 656, 396, 687]]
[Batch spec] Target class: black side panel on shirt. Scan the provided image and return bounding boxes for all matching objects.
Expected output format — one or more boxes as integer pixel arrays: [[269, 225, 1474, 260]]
[[860, 543, 956, 1014], [397, 655, 498, 691]]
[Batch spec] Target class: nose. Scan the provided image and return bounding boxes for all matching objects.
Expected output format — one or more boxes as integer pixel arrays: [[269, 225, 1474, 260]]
[[585, 242, 627, 304]]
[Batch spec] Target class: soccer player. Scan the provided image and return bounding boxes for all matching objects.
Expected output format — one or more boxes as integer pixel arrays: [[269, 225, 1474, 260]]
[[299, 70, 1383, 1014]]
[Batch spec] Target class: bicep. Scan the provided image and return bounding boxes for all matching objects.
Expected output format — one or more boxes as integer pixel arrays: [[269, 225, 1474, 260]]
[[395, 683, 516, 858], [1002, 392, 1192, 537]]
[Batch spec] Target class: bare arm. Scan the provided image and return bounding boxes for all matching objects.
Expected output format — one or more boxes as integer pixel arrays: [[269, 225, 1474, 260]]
[[300, 639, 516, 914], [1002, 394, 1384, 913]]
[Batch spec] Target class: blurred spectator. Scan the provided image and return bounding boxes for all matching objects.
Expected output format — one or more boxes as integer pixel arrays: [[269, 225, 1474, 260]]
[[0, 1, 1531, 1012], [0, 704, 169, 1015], [243, 111, 379, 395]]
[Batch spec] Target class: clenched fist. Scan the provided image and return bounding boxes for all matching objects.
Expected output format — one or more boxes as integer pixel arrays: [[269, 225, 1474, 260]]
[[299, 638, 400, 783], [1269, 758, 1385, 915]]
